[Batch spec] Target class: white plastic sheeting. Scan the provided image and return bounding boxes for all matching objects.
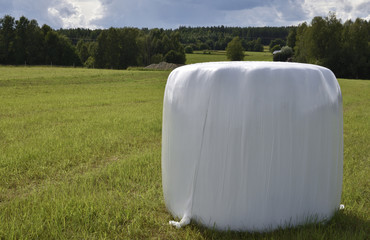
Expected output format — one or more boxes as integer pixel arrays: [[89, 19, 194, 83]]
[[161, 62, 343, 231]]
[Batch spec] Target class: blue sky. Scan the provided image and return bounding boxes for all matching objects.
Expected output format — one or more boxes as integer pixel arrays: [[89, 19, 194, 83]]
[[1, 0, 369, 29]]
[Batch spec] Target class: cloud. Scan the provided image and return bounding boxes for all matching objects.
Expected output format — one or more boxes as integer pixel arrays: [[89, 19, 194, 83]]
[[56, 6, 78, 18], [355, 1, 370, 20], [1, 0, 369, 29], [1, 0, 54, 26], [0, 0, 103, 29], [93, 0, 311, 28], [47, 1, 79, 28], [301, 0, 370, 22], [47, 0, 104, 28], [182, 0, 266, 11], [0, 1, 12, 14], [92, 0, 216, 28], [273, 0, 309, 22]]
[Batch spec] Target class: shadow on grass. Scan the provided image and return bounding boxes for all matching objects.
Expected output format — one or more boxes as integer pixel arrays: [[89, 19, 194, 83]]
[[185, 211, 369, 240]]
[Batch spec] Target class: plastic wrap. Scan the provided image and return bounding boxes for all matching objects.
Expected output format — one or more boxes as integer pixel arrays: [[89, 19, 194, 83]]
[[161, 62, 343, 231]]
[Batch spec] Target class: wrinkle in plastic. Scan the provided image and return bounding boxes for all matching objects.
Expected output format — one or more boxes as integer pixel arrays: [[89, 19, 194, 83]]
[[162, 62, 343, 231]]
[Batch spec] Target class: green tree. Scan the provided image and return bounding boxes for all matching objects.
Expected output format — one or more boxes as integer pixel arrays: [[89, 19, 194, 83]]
[[164, 50, 185, 64], [273, 46, 293, 62], [295, 14, 343, 71], [136, 33, 151, 65], [14, 16, 29, 64], [226, 36, 244, 61], [341, 18, 370, 78], [287, 27, 297, 49], [269, 38, 286, 52], [119, 28, 140, 68], [57, 35, 81, 66], [84, 56, 95, 68], [14, 16, 45, 65], [76, 39, 89, 63], [0, 14, 81, 66], [167, 32, 186, 64], [95, 28, 140, 69], [25, 19, 44, 64], [294, 13, 370, 78], [95, 28, 119, 69], [271, 45, 281, 53], [293, 22, 309, 62], [44, 26, 81, 66], [253, 37, 264, 52], [44, 30, 60, 64], [184, 45, 193, 53], [246, 29, 251, 41], [162, 34, 171, 54], [87, 42, 97, 59], [0, 15, 15, 64], [306, 14, 343, 71]]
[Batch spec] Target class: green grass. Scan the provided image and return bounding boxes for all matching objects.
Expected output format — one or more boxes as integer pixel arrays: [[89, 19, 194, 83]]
[[186, 50, 273, 64], [0, 66, 369, 239]]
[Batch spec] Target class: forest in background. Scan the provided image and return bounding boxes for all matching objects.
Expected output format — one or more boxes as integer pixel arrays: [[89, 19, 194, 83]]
[[0, 14, 290, 68], [58, 25, 291, 51], [0, 14, 369, 78]]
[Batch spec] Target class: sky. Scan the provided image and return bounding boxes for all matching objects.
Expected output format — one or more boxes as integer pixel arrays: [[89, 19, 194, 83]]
[[1, 0, 369, 29]]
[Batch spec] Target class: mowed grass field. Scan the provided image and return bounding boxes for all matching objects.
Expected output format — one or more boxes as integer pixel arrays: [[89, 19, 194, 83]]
[[186, 50, 273, 64], [0, 65, 369, 239]]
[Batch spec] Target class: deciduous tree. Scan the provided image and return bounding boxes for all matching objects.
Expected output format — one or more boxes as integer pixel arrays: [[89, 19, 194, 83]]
[[226, 36, 244, 61]]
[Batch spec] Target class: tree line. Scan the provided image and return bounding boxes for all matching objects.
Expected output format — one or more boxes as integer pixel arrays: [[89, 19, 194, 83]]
[[177, 26, 290, 51], [0, 15, 186, 69], [0, 14, 291, 69], [0, 15, 80, 66], [1, 13, 369, 78], [291, 13, 370, 79], [59, 26, 290, 53], [82, 27, 186, 69]]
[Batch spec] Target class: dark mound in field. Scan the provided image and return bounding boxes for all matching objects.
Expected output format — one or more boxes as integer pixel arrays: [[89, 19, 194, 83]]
[[144, 62, 184, 70]]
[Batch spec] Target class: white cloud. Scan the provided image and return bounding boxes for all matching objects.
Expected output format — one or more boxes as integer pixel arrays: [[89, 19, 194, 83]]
[[221, 0, 309, 27], [90, 0, 317, 28], [0, 0, 369, 29], [47, 0, 104, 29], [302, 0, 370, 22], [0, 0, 103, 29], [353, 1, 370, 20]]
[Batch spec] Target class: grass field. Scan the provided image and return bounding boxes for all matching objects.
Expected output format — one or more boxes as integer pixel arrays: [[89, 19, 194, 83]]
[[186, 50, 273, 64], [0, 66, 369, 239]]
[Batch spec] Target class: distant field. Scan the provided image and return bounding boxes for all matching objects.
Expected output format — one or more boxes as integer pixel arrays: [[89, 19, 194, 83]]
[[186, 50, 273, 64], [0, 66, 369, 239]]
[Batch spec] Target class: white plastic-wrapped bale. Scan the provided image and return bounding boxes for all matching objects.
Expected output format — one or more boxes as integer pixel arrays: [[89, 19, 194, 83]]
[[161, 62, 343, 231]]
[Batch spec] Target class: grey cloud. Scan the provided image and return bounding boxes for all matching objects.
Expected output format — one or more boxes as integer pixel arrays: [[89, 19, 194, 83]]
[[93, 0, 267, 28], [189, 0, 268, 11], [1, 0, 60, 27], [0, 1, 12, 14], [343, 4, 353, 13], [273, 0, 309, 21], [2, 0, 369, 29], [356, 1, 370, 13], [99, 0, 113, 5], [58, 6, 78, 18]]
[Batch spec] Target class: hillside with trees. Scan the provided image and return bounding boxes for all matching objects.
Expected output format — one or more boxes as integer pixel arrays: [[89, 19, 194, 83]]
[[0, 14, 291, 69], [0, 15, 186, 69], [292, 13, 370, 79], [0, 15, 81, 66], [1, 13, 369, 78], [58, 26, 290, 52], [226, 37, 245, 61], [176, 26, 289, 51]]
